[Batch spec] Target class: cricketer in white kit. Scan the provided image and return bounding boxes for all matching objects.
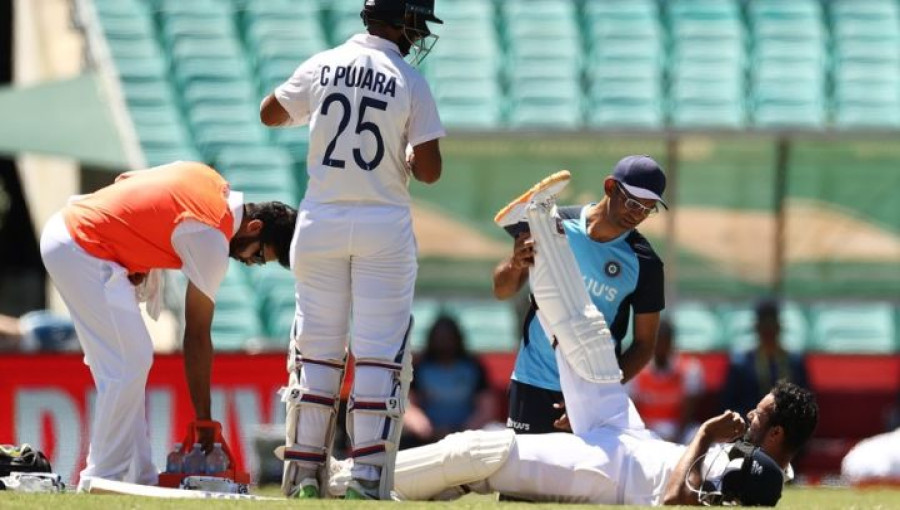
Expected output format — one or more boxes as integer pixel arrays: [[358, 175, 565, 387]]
[[330, 173, 819, 506], [259, 0, 445, 500]]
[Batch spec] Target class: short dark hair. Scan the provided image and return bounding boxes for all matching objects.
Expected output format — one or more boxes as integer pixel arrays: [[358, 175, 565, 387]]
[[754, 297, 780, 325], [244, 201, 296, 268], [770, 381, 818, 454]]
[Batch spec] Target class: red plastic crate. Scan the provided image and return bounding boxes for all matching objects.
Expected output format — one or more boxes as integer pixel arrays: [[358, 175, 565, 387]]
[[157, 420, 250, 488]]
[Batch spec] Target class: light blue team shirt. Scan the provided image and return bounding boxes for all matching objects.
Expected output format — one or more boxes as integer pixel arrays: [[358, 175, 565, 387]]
[[511, 204, 665, 392]]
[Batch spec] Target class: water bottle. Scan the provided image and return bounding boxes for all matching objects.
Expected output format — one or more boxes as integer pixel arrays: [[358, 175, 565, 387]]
[[165, 442, 184, 473], [182, 443, 207, 474], [205, 442, 229, 474]]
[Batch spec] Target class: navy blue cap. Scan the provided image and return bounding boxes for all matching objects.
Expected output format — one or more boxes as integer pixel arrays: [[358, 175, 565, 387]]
[[611, 155, 668, 209]]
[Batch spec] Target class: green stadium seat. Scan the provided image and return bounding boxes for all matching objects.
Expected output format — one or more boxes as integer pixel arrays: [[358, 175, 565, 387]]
[[181, 79, 257, 106], [101, 15, 156, 41], [328, 0, 367, 45], [193, 124, 270, 159], [161, 16, 236, 45], [585, 0, 658, 20], [249, 263, 296, 342], [173, 59, 252, 88], [216, 145, 294, 170], [669, 0, 741, 21], [129, 104, 184, 128], [753, 78, 826, 128], [241, 0, 319, 19], [835, 105, 900, 129], [832, 0, 899, 21], [719, 302, 808, 353], [134, 122, 193, 151], [809, 303, 897, 353], [671, 302, 724, 352], [588, 80, 664, 130], [749, 0, 821, 20], [143, 146, 203, 167], [122, 80, 177, 106], [94, 0, 147, 18], [258, 59, 301, 94], [509, 81, 582, 130], [433, 79, 503, 129], [830, 1, 900, 129], [409, 298, 519, 353], [268, 127, 311, 165], [107, 38, 164, 60], [114, 57, 169, 82], [451, 300, 519, 352], [155, 0, 233, 17], [211, 265, 264, 351], [186, 103, 257, 129], [171, 38, 244, 60]]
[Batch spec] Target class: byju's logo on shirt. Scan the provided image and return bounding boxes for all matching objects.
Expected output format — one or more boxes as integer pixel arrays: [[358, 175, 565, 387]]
[[583, 276, 618, 302], [604, 261, 621, 278]]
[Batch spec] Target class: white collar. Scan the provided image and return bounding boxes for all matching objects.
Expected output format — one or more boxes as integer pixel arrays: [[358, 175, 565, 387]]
[[349, 33, 402, 57], [228, 191, 244, 236]]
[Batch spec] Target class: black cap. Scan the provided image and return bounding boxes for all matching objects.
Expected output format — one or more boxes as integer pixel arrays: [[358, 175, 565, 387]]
[[721, 442, 785, 507], [611, 155, 668, 209]]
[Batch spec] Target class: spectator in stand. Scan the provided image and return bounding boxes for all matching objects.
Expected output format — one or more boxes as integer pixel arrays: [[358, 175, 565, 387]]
[[402, 314, 497, 448], [628, 318, 704, 444], [721, 298, 809, 417]]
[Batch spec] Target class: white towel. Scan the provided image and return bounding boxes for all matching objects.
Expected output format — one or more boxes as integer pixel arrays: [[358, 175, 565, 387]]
[[135, 269, 164, 321]]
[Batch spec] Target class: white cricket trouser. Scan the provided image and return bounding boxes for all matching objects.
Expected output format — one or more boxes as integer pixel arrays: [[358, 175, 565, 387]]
[[289, 201, 417, 477], [39, 213, 157, 488], [475, 351, 680, 505]]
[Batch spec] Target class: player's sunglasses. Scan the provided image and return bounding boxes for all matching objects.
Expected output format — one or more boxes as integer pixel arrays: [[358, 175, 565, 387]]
[[616, 184, 659, 216]]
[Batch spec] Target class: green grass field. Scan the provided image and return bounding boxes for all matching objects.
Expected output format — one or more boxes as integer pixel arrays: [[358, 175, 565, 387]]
[[3, 487, 900, 509]]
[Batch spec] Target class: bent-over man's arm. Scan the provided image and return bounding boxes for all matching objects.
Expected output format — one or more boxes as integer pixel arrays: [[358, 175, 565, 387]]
[[183, 281, 214, 425]]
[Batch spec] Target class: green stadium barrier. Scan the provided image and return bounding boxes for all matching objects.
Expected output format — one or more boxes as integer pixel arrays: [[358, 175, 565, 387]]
[[809, 302, 897, 354]]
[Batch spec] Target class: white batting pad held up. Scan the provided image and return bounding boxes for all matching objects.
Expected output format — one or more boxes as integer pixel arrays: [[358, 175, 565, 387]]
[[526, 200, 622, 384]]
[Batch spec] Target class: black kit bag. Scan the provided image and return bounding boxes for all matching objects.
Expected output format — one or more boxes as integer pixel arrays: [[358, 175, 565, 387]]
[[0, 444, 53, 477]]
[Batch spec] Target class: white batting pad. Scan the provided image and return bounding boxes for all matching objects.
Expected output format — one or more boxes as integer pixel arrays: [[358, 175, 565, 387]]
[[394, 429, 515, 500], [526, 201, 622, 384]]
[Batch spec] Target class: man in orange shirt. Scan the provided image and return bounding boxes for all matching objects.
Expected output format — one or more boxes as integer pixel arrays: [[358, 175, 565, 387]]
[[39, 161, 296, 490], [629, 319, 704, 443]]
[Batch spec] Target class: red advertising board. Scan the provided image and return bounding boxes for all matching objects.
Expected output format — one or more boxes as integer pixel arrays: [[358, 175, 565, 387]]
[[0, 353, 292, 486], [0, 351, 518, 487]]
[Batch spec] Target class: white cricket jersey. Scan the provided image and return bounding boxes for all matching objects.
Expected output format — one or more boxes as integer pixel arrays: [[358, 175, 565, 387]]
[[275, 34, 445, 207]]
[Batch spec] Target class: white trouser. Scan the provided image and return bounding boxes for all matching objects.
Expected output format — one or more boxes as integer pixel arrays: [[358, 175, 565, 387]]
[[344, 353, 678, 505], [39, 213, 157, 488], [289, 201, 417, 479]]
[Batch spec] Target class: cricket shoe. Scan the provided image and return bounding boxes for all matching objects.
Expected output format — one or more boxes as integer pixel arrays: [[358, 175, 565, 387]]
[[344, 478, 381, 500], [287, 477, 319, 499], [494, 170, 571, 228]]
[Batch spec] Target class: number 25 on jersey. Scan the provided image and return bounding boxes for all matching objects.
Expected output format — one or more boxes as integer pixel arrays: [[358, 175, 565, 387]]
[[320, 92, 387, 171]]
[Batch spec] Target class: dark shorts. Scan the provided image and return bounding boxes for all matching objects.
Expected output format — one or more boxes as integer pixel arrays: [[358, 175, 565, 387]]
[[506, 379, 566, 435]]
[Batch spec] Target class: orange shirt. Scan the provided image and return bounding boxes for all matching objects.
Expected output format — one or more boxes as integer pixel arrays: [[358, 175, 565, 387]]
[[63, 162, 234, 273], [632, 358, 689, 426]]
